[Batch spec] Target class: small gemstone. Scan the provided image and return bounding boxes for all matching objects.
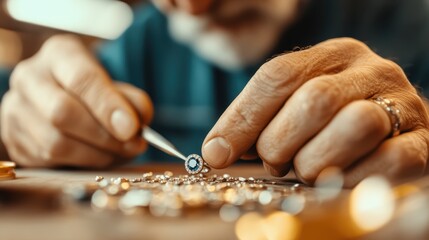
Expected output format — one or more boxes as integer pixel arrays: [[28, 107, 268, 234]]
[[95, 176, 104, 182], [189, 159, 198, 168], [185, 154, 204, 174]]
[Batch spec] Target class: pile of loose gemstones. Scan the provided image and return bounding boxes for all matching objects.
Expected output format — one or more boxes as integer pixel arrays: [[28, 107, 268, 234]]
[[60, 155, 312, 220], [88, 171, 310, 220]]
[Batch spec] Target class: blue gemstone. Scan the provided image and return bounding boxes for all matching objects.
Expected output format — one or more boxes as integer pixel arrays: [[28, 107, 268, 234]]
[[187, 158, 200, 171]]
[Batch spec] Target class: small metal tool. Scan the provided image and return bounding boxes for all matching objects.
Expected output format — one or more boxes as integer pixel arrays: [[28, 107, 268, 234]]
[[141, 126, 188, 161]]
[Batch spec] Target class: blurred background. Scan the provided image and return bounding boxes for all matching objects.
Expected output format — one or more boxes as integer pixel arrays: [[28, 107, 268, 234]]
[[0, 0, 144, 68]]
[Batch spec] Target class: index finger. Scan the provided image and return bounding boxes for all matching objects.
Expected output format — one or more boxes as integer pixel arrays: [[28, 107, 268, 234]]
[[41, 36, 141, 141], [202, 38, 369, 168]]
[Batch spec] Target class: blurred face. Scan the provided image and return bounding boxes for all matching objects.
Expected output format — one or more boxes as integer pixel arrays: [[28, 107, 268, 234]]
[[153, 0, 300, 70]]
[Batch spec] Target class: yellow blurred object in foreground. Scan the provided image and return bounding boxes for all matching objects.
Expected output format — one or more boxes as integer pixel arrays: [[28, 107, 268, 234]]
[[0, 161, 16, 181]]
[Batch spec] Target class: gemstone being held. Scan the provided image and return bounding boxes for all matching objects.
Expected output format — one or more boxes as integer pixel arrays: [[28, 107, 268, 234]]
[[185, 154, 207, 174]]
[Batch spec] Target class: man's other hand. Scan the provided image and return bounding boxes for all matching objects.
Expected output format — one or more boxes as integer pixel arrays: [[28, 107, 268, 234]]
[[1, 35, 153, 168]]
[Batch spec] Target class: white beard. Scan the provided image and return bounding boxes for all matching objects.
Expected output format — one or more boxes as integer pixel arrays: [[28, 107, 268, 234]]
[[166, 11, 283, 71]]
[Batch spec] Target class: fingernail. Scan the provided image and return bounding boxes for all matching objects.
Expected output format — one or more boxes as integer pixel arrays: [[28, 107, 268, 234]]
[[203, 137, 231, 167], [111, 109, 135, 140]]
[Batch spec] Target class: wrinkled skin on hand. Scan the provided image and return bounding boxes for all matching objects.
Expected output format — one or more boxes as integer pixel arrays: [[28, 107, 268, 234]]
[[203, 38, 429, 187]]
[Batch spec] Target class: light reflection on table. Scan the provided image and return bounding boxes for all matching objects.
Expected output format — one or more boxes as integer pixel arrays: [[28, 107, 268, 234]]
[[0, 163, 428, 240]]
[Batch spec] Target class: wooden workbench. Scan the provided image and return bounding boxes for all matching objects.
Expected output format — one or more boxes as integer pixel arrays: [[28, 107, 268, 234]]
[[0, 163, 279, 240], [1, 163, 428, 240]]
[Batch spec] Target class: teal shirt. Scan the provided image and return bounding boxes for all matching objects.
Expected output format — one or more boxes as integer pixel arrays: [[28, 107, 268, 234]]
[[0, 68, 10, 99]]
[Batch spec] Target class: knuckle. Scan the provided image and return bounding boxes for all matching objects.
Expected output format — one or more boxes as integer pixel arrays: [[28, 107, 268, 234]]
[[260, 57, 291, 81], [294, 160, 318, 184], [228, 99, 263, 139], [381, 59, 405, 77], [409, 153, 427, 177], [297, 79, 342, 119], [10, 60, 34, 89], [131, 88, 152, 112], [389, 148, 408, 174], [373, 59, 410, 88], [64, 68, 109, 105], [1, 91, 16, 114], [256, 136, 282, 165], [401, 93, 428, 129], [1, 89, 13, 102], [322, 37, 370, 54], [48, 95, 75, 128], [41, 35, 82, 55], [43, 131, 68, 160], [407, 92, 425, 107], [255, 56, 296, 96], [339, 38, 368, 50], [140, 91, 154, 122], [388, 138, 426, 177], [401, 132, 427, 173], [65, 68, 98, 94], [414, 132, 429, 171], [316, 38, 373, 70], [348, 101, 389, 140]]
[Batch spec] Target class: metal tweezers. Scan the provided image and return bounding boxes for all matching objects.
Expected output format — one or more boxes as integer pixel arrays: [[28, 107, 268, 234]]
[[141, 126, 188, 161]]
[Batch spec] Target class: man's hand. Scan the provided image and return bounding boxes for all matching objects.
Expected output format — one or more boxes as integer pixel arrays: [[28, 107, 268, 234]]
[[1, 35, 153, 168], [203, 38, 429, 187]]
